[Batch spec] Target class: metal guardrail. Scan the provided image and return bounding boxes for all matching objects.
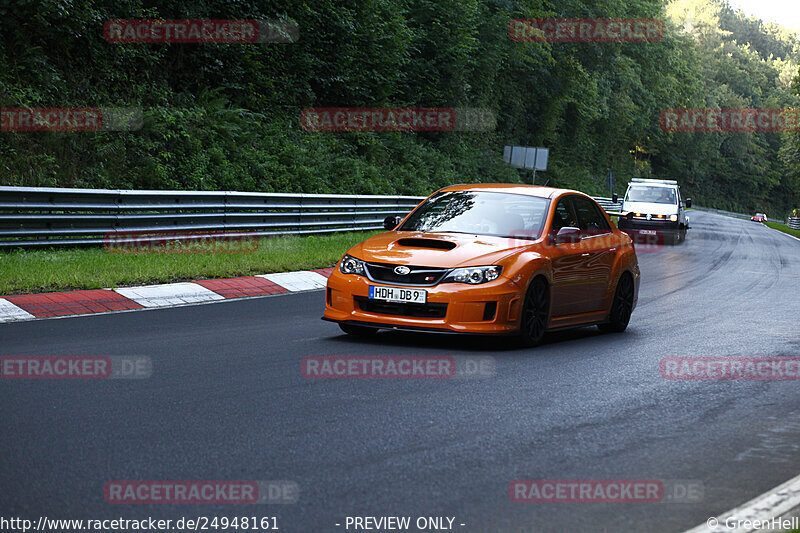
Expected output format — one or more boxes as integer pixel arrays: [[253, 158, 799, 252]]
[[692, 206, 798, 226], [0, 187, 627, 249], [593, 197, 623, 212], [690, 206, 752, 221], [0, 186, 426, 248]]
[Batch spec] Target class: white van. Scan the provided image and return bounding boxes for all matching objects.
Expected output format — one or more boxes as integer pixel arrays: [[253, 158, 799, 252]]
[[615, 178, 691, 244]]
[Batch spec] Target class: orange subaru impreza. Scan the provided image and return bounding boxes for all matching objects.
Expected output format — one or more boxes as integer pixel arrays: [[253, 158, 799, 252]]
[[323, 183, 639, 346]]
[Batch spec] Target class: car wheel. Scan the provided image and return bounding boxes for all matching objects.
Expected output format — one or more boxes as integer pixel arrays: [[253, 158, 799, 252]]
[[598, 273, 634, 333], [339, 323, 378, 337], [679, 227, 686, 243], [519, 277, 549, 347]]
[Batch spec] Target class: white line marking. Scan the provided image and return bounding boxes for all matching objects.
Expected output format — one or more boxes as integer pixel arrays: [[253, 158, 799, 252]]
[[766, 226, 800, 243], [685, 473, 800, 532], [0, 298, 35, 323], [0, 289, 322, 325], [259, 271, 328, 292], [114, 282, 224, 308]]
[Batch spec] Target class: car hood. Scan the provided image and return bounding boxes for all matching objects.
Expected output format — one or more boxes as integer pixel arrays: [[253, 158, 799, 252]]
[[349, 231, 538, 268], [622, 201, 678, 216]]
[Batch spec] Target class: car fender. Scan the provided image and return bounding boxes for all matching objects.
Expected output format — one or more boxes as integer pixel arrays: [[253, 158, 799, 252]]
[[605, 236, 640, 310], [499, 250, 552, 293]]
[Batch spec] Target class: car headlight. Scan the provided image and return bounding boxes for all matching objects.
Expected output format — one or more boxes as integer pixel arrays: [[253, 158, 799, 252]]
[[339, 254, 366, 275], [443, 266, 502, 284], [669, 214, 678, 222]]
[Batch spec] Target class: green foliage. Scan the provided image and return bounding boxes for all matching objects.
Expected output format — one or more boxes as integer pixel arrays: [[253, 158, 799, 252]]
[[0, 0, 797, 213], [0, 231, 382, 295]]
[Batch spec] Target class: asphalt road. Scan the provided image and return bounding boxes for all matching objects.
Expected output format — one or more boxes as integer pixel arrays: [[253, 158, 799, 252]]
[[2, 211, 799, 533]]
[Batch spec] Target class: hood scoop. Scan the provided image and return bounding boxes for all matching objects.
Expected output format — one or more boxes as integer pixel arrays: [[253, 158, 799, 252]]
[[396, 238, 456, 250]]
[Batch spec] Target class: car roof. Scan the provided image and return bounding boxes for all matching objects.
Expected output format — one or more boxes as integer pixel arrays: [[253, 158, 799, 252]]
[[437, 183, 581, 199], [627, 182, 677, 189]]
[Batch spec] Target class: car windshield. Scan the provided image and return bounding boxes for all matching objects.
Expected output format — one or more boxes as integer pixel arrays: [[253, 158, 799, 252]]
[[399, 190, 549, 240], [625, 186, 677, 205]]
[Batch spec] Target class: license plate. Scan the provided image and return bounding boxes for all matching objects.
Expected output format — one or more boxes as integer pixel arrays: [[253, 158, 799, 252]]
[[640, 230, 657, 235], [369, 286, 427, 304]]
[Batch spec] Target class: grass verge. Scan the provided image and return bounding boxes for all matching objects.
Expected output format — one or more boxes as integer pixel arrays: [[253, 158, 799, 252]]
[[765, 221, 800, 239], [0, 231, 380, 296]]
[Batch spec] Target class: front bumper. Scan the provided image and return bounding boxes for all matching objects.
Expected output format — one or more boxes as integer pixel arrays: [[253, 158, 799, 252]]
[[322, 269, 525, 334], [617, 218, 680, 236]]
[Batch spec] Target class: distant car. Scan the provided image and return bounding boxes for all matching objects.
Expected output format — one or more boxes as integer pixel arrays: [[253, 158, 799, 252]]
[[751, 213, 767, 222], [616, 178, 691, 245], [323, 183, 640, 347]]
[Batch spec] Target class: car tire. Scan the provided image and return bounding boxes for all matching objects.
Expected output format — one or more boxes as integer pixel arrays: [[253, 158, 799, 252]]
[[339, 323, 378, 337], [518, 277, 549, 347], [598, 273, 634, 333]]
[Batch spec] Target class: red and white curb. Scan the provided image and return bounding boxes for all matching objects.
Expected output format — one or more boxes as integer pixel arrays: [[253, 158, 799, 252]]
[[0, 268, 333, 323], [685, 473, 800, 533]]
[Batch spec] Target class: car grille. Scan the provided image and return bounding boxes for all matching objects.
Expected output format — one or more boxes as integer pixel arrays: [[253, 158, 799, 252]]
[[364, 262, 449, 286], [355, 297, 448, 319], [618, 218, 678, 230]]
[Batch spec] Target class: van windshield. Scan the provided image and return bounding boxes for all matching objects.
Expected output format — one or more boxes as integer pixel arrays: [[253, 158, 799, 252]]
[[625, 186, 677, 205]]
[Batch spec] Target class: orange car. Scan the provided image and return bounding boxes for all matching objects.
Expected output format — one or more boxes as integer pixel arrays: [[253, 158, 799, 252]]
[[322, 183, 640, 346]]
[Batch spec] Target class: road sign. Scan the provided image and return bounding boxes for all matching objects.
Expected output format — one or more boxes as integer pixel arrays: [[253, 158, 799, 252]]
[[503, 146, 548, 171], [504, 146, 548, 184]]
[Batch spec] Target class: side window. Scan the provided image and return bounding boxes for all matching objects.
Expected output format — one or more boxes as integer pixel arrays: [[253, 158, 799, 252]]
[[573, 196, 611, 233], [551, 197, 579, 232]]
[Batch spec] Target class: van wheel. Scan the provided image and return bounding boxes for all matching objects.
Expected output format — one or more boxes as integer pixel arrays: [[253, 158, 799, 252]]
[[519, 278, 549, 347], [598, 273, 634, 333]]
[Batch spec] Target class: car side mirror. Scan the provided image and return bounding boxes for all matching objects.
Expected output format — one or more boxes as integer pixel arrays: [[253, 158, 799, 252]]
[[612, 193, 618, 203], [555, 227, 581, 244], [685, 198, 692, 208], [384, 215, 403, 231]]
